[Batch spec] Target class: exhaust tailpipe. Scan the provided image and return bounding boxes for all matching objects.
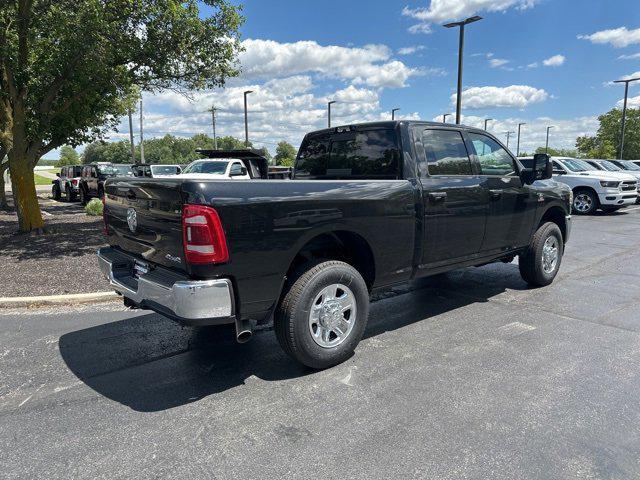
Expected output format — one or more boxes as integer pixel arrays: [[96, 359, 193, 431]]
[[235, 317, 253, 343]]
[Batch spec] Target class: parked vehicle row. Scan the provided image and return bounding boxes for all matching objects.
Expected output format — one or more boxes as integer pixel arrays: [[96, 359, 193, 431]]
[[519, 156, 639, 214], [98, 120, 572, 369]]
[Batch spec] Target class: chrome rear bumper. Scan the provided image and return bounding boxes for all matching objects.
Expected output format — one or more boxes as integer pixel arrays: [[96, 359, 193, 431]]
[[97, 247, 235, 326]]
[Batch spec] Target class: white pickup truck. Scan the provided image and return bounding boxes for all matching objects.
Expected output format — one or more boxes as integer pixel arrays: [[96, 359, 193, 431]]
[[179, 158, 251, 180], [549, 157, 637, 214]]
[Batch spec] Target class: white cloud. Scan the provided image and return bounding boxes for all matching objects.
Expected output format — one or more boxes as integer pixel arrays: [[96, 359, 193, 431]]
[[489, 58, 510, 68], [397, 45, 426, 55], [452, 85, 549, 109], [620, 70, 640, 81], [618, 53, 640, 60], [527, 62, 539, 69], [578, 27, 640, 48], [542, 54, 566, 67], [239, 39, 423, 88], [402, 0, 537, 32], [617, 95, 640, 108]]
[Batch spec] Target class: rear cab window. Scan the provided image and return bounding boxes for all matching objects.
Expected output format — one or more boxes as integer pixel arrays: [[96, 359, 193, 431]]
[[295, 127, 401, 179]]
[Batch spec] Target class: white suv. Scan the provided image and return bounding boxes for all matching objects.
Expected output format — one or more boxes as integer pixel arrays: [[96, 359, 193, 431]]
[[550, 157, 637, 214]]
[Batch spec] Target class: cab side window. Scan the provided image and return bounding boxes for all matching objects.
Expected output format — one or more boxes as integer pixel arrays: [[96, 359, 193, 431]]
[[552, 161, 565, 174], [468, 133, 516, 176], [422, 129, 473, 176]]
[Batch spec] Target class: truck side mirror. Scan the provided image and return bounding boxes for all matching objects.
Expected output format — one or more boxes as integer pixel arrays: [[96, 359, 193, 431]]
[[533, 153, 553, 180]]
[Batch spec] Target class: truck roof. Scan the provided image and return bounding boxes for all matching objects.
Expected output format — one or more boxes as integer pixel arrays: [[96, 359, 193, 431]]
[[305, 120, 488, 137]]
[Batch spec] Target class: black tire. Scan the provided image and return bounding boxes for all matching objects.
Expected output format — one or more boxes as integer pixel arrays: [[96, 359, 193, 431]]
[[572, 189, 598, 215], [52, 184, 61, 201], [98, 186, 104, 199], [65, 185, 72, 202], [519, 222, 563, 287], [275, 260, 369, 369], [79, 187, 87, 206]]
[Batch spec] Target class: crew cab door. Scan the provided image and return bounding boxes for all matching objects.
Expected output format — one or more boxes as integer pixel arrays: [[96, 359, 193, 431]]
[[466, 132, 538, 252], [416, 127, 489, 267]]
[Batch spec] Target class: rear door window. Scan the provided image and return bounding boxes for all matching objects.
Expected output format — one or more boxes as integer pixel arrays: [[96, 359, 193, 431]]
[[295, 128, 400, 179], [422, 129, 473, 176]]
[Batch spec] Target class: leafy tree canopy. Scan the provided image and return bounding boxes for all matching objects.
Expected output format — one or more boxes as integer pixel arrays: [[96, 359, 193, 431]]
[[55, 145, 80, 167], [576, 108, 640, 159], [275, 141, 297, 166]]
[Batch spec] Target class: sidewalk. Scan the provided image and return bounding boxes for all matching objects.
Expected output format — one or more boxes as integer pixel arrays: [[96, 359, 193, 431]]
[[0, 193, 111, 297]]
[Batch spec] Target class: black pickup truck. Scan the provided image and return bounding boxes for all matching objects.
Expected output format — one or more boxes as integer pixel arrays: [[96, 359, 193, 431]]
[[98, 121, 572, 368]]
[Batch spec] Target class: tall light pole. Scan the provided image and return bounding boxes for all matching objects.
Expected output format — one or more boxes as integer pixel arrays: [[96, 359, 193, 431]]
[[516, 122, 526, 156], [484, 118, 493, 131], [545, 125, 555, 154], [328, 101, 336, 128], [504, 131, 515, 149], [444, 16, 482, 125], [128, 107, 136, 164], [614, 76, 640, 159], [243, 90, 253, 148], [139, 99, 145, 164], [442, 113, 452, 123], [392, 108, 400, 120], [209, 106, 218, 150]]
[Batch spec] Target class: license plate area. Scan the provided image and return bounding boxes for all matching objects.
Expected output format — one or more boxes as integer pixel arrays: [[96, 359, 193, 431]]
[[132, 260, 150, 278]]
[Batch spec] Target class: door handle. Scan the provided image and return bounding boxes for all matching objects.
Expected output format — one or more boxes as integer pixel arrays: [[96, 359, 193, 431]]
[[489, 190, 502, 201], [428, 192, 447, 203]]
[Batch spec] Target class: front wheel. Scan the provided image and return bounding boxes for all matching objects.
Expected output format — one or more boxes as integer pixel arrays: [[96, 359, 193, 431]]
[[52, 184, 61, 201], [275, 261, 369, 369], [79, 188, 87, 206], [519, 222, 563, 287], [572, 189, 598, 215]]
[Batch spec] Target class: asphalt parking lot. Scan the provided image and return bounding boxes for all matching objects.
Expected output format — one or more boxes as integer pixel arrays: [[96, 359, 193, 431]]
[[2, 207, 640, 479]]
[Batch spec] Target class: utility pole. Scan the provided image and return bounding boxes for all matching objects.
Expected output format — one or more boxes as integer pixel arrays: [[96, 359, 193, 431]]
[[209, 106, 218, 150], [545, 126, 555, 154], [613, 76, 640, 159], [444, 16, 482, 124], [328, 101, 336, 128], [244, 90, 253, 148], [516, 122, 526, 157], [504, 131, 515, 149], [139, 99, 145, 164], [128, 107, 136, 164], [484, 118, 493, 131], [392, 108, 400, 120]]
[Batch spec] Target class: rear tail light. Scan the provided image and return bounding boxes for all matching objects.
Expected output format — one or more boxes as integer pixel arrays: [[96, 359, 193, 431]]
[[72, 179, 78, 187], [182, 205, 229, 264], [102, 195, 109, 235]]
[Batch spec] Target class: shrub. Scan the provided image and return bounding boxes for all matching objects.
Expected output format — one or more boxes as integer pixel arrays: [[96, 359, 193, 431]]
[[85, 198, 103, 216]]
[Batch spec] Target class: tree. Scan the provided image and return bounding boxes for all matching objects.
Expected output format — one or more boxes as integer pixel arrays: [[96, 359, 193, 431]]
[[0, 1, 243, 232], [0, 147, 8, 209], [576, 108, 640, 160], [55, 145, 79, 167], [274, 141, 297, 166], [534, 146, 579, 158]]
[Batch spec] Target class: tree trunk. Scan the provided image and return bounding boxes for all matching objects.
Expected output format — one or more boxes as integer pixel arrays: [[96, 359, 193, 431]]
[[8, 149, 44, 232]]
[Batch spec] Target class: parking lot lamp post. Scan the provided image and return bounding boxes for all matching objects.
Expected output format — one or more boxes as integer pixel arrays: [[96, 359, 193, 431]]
[[442, 113, 452, 123], [613, 77, 640, 159], [328, 101, 336, 128], [545, 126, 555, 154], [392, 108, 400, 120], [444, 16, 483, 124], [516, 123, 526, 156], [484, 118, 493, 130], [244, 90, 253, 148]]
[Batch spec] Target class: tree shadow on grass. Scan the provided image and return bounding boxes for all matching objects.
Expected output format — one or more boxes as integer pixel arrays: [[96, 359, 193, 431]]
[[59, 263, 528, 412]]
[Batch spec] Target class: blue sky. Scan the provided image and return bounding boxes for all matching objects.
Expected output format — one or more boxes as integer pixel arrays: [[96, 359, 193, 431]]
[[72, 0, 640, 157]]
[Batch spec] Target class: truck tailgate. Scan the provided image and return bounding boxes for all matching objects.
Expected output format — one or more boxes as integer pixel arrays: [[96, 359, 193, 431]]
[[103, 178, 187, 272]]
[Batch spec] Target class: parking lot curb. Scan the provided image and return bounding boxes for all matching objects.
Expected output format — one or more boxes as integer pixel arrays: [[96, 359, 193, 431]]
[[0, 291, 119, 308]]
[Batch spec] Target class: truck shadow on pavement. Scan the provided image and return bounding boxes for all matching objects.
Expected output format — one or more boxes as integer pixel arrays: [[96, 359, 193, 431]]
[[59, 263, 529, 412]]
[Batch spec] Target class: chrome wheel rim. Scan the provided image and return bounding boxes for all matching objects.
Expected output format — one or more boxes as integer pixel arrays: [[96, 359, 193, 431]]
[[542, 236, 559, 274], [573, 194, 592, 213], [309, 283, 356, 348]]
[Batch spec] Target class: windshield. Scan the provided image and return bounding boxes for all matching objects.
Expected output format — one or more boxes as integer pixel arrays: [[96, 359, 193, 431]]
[[151, 165, 180, 175], [560, 159, 590, 172], [598, 160, 622, 171], [98, 165, 134, 176], [182, 161, 229, 174], [620, 160, 640, 171]]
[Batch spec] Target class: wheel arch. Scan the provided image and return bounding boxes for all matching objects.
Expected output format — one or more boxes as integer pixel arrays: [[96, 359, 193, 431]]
[[538, 205, 568, 242]]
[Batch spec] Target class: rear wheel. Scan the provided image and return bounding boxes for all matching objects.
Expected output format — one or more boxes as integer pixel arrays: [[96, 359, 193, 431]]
[[519, 222, 563, 287], [79, 188, 87, 206], [52, 184, 61, 201], [275, 261, 369, 369], [65, 186, 72, 202], [572, 189, 598, 215]]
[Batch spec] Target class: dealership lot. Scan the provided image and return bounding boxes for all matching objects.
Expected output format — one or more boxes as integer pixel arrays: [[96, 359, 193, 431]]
[[2, 207, 640, 479]]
